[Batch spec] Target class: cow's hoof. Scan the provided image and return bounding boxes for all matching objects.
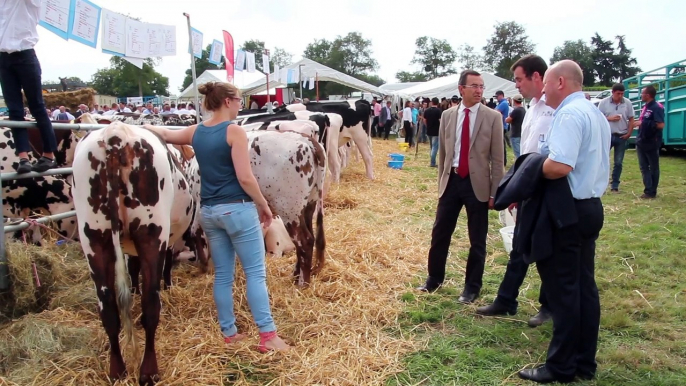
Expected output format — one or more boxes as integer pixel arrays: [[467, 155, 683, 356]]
[[138, 373, 160, 386]]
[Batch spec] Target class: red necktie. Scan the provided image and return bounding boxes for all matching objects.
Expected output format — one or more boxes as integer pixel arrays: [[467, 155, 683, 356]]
[[458, 109, 470, 178]]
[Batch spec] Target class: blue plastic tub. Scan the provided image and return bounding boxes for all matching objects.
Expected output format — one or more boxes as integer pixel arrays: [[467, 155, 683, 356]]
[[387, 160, 404, 169], [388, 153, 405, 161]]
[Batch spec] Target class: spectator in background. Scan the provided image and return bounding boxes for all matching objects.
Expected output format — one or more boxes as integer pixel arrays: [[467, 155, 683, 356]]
[[487, 97, 497, 109], [188, 103, 197, 115], [505, 94, 526, 158], [250, 97, 259, 110], [55, 106, 74, 121], [0, 0, 59, 173], [450, 95, 460, 108], [143, 102, 154, 114], [371, 98, 381, 137], [160, 104, 173, 115], [379, 100, 393, 140], [494, 91, 510, 165], [170, 103, 177, 113], [401, 101, 413, 146], [74, 104, 89, 119], [597, 83, 635, 193], [635, 85, 664, 199], [411, 102, 419, 145], [91, 104, 100, 114], [424, 97, 442, 167]]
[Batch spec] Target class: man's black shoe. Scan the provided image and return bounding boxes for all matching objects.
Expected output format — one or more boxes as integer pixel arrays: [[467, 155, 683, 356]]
[[519, 365, 571, 384], [416, 281, 440, 293], [457, 291, 479, 304], [576, 372, 594, 381], [528, 308, 553, 328], [32, 156, 57, 173], [476, 302, 516, 316], [16, 158, 32, 174]]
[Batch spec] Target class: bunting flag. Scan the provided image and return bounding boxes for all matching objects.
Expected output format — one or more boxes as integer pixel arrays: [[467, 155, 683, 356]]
[[309, 77, 315, 90], [222, 30, 235, 83], [234, 49, 246, 72], [262, 53, 270, 74], [274, 64, 280, 81], [245, 52, 256, 73]]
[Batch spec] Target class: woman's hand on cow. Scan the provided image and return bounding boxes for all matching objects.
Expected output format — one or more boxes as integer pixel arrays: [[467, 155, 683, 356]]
[[257, 201, 273, 229]]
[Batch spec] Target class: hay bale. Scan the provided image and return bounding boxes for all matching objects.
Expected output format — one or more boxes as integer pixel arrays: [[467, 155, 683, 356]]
[[39, 88, 96, 111], [0, 240, 90, 319], [0, 310, 102, 385]]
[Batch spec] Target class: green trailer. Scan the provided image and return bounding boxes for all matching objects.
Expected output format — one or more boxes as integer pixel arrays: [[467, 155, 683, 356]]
[[623, 59, 686, 150]]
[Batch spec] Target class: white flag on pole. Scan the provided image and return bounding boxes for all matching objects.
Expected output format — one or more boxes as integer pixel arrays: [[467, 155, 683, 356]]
[[309, 77, 315, 90], [246, 52, 256, 73], [262, 54, 270, 74], [274, 64, 280, 81]]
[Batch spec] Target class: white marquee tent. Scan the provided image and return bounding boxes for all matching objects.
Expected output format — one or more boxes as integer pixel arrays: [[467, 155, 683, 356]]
[[395, 73, 518, 100], [241, 58, 383, 96], [178, 70, 268, 100]]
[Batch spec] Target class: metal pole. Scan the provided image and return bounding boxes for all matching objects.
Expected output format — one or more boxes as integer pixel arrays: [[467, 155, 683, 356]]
[[183, 13, 201, 124], [1, 167, 74, 181], [299, 64, 304, 100], [265, 49, 272, 113], [3, 211, 78, 234], [0, 173, 8, 291], [0, 121, 189, 132], [316, 72, 319, 102]]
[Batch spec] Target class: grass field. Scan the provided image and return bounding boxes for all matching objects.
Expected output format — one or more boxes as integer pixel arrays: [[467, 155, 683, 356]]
[[382, 138, 686, 386]]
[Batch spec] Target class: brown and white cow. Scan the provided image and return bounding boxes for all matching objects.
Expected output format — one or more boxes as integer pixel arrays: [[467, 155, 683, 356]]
[[72, 121, 194, 384], [247, 130, 327, 285], [0, 122, 84, 243]]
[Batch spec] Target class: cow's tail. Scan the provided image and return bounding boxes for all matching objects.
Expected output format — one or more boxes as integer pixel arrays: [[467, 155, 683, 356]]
[[102, 122, 137, 353], [310, 137, 327, 275]]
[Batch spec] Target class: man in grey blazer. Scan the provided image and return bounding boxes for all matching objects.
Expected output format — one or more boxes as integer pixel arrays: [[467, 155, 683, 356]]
[[417, 70, 505, 303], [378, 100, 393, 140]]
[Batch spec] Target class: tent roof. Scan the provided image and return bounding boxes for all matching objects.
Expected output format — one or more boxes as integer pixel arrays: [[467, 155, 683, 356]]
[[241, 58, 383, 96], [379, 82, 423, 92], [178, 70, 266, 99], [395, 73, 518, 100]]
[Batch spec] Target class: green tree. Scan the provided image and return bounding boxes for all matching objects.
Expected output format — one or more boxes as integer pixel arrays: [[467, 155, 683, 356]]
[[395, 71, 429, 82], [456, 44, 484, 71], [613, 35, 641, 82], [482, 21, 535, 78], [409, 36, 457, 79], [91, 57, 169, 97], [591, 33, 617, 86], [303, 32, 380, 96], [356, 74, 386, 87], [550, 39, 595, 86], [181, 44, 225, 91], [270, 48, 293, 71]]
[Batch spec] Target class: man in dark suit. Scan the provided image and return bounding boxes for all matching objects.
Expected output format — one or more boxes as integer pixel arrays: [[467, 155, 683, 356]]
[[378, 100, 393, 140], [417, 70, 505, 303]]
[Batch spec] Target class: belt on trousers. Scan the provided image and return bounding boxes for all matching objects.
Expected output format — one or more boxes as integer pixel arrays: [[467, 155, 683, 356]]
[[227, 198, 253, 204], [452, 167, 468, 175]]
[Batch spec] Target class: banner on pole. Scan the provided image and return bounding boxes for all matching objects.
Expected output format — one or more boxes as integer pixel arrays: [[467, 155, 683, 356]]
[[39, 0, 74, 40], [222, 30, 235, 83], [189, 27, 203, 59], [234, 49, 246, 72], [309, 77, 315, 90], [69, 0, 101, 48], [209, 39, 223, 65], [274, 64, 280, 82], [262, 54, 270, 74], [245, 52, 256, 73]]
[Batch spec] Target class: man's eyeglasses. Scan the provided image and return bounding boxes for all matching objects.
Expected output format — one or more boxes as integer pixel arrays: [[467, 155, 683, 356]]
[[461, 84, 486, 90]]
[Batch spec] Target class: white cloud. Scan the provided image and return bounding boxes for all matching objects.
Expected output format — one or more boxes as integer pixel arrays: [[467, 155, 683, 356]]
[[24, 0, 686, 97]]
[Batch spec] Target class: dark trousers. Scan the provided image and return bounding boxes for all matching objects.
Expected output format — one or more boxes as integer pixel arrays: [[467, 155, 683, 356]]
[[381, 120, 391, 139], [427, 172, 489, 294], [371, 116, 379, 137], [403, 121, 413, 145], [636, 144, 660, 196], [610, 135, 628, 190], [495, 230, 548, 312], [0, 49, 57, 155], [536, 198, 604, 381]]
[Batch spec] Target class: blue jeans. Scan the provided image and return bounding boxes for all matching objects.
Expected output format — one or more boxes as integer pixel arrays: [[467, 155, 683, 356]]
[[430, 136, 439, 166], [199, 202, 276, 337], [610, 135, 627, 190], [0, 49, 57, 154], [511, 137, 521, 159]]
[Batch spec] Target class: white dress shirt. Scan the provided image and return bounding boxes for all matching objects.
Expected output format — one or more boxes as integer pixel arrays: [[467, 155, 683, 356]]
[[0, 0, 41, 53], [452, 102, 480, 167], [520, 94, 554, 155], [402, 107, 412, 122]]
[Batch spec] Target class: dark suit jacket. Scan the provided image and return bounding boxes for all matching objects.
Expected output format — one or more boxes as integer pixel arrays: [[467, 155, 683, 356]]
[[494, 153, 578, 263], [379, 106, 391, 126]]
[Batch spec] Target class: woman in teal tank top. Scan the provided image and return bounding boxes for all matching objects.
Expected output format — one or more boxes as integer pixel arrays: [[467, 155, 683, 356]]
[[144, 82, 290, 352]]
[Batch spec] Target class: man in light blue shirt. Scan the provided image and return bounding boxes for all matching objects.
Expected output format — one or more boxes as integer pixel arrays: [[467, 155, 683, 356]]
[[495, 90, 511, 164], [518, 60, 610, 385]]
